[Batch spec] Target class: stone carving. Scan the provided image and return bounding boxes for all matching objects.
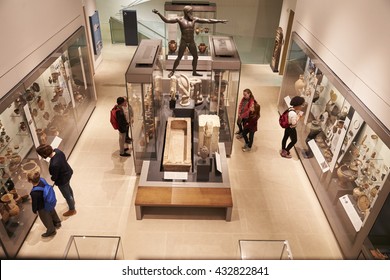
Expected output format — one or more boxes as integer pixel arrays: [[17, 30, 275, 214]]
[[189, 77, 203, 105], [199, 145, 209, 161], [198, 114, 220, 154], [163, 117, 192, 172], [177, 74, 191, 107]]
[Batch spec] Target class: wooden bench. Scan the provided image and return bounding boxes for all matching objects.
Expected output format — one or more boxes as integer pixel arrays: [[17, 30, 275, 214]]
[[135, 186, 233, 221]]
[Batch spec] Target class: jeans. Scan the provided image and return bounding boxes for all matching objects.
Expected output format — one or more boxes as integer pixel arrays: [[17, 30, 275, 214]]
[[236, 118, 247, 134], [58, 182, 75, 211], [242, 129, 255, 148], [119, 131, 128, 154]]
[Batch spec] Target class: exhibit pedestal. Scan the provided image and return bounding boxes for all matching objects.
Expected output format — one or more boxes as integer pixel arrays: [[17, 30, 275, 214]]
[[197, 158, 211, 182], [135, 143, 232, 221], [174, 99, 195, 118]]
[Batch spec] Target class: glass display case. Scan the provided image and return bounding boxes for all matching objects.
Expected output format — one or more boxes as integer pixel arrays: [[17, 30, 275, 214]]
[[210, 36, 241, 155], [0, 84, 41, 259], [0, 27, 96, 258], [125, 39, 163, 174], [239, 239, 293, 260], [126, 37, 240, 175], [64, 235, 124, 260], [278, 32, 390, 259], [22, 27, 96, 156]]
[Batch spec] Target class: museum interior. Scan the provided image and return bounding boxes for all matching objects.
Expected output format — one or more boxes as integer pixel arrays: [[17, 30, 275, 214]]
[[0, 0, 389, 260]]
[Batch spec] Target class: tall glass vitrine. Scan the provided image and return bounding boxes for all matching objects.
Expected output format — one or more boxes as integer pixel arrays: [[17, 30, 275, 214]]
[[278, 32, 390, 259], [125, 39, 163, 174], [0, 27, 96, 258]]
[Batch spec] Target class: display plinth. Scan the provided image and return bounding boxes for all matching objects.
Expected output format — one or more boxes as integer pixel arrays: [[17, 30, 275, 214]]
[[135, 143, 232, 221], [174, 99, 195, 118], [197, 158, 211, 182]]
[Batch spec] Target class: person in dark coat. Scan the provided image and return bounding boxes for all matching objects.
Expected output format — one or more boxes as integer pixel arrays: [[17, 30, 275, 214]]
[[36, 144, 77, 216], [116, 97, 130, 157]]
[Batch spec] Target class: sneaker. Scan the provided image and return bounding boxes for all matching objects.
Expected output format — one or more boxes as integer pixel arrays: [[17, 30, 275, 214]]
[[55, 223, 62, 229], [242, 147, 251, 152], [63, 210, 77, 217], [280, 149, 292, 158], [242, 144, 248, 149], [41, 231, 56, 238], [120, 152, 131, 157], [236, 134, 243, 139]]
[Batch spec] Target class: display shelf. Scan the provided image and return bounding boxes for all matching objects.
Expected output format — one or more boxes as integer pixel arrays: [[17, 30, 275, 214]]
[[0, 27, 95, 258], [278, 32, 390, 259]]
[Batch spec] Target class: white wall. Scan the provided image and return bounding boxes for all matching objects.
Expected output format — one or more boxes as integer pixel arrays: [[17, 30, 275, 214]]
[[0, 0, 85, 98], [293, 0, 390, 130]]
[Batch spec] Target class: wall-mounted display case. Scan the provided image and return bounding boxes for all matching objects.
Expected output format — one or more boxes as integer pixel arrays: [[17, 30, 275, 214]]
[[0, 27, 96, 258], [278, 32, 390, 259]]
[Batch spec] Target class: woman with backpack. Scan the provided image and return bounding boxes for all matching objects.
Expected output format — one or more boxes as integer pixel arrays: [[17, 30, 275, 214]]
[[242, 101, 261, 152], [280, 96, 305, 158]]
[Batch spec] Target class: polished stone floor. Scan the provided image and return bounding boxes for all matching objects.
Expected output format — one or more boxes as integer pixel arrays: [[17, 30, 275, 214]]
[[17, 40, 343, 260]]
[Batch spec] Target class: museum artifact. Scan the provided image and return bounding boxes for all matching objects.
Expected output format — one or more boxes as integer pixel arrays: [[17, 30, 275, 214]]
[[152, 6, 227, 78], [162, 117, 192, 172], [198, 114, 220, 154], [270, 27, 283, 72], [177, 74, 191, 107], [294, 74, 306, 96], [168, 40, 177, 53], [198, 43, 207, 54]]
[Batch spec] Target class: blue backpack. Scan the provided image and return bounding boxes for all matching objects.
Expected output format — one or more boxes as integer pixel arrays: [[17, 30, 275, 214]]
[[32, 178, 57, 212]]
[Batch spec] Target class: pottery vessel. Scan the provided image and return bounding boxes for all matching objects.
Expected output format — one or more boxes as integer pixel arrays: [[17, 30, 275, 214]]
[[337, 164, 358, 186], [168, 40, 177, 53], [36, 128, 47, 144], [198, 43, 207, 54]]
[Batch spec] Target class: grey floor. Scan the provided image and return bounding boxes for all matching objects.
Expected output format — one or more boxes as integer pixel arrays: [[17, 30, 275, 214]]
[[17, 35, 343, 260]]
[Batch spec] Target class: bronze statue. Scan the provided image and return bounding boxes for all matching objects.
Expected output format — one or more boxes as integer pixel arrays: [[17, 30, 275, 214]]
[[153, 6, 227, 78]]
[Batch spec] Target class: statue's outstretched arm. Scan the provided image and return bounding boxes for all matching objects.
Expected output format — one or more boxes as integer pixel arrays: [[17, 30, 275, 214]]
[[152, 9, 177, 23], [195, 17, 228, 24]]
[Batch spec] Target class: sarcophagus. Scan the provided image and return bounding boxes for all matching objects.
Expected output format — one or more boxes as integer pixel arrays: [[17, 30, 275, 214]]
[[163, 117, 192, 172]]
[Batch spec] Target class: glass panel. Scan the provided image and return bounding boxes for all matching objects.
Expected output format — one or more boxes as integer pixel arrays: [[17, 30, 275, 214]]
[[64, 235, 124, 260], [279, 32, 390, 258], [239, 240, 293, 260], [0, 27, 96, 258], [0, 84, 41, 258], [25, 55, 78, 151]]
